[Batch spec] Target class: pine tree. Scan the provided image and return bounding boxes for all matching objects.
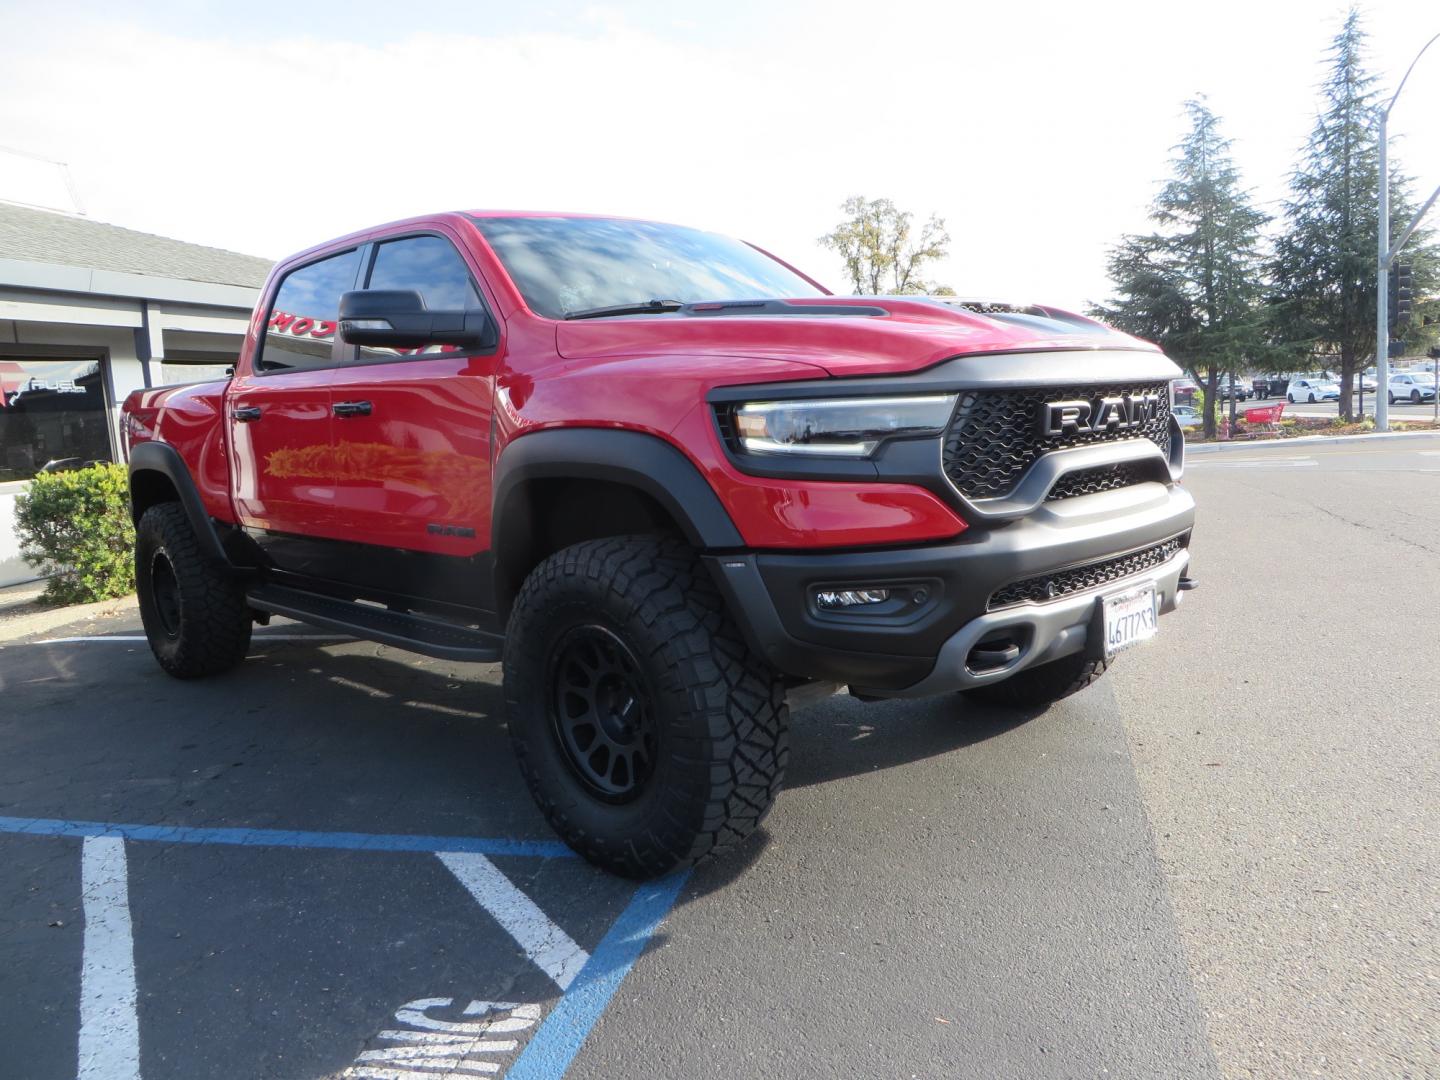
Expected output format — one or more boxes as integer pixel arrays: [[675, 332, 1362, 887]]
[[1092, 99, 1268, 438], [1269, 8, 1438, 419]]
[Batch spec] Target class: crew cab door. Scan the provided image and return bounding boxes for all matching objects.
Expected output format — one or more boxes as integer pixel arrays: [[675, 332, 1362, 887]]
[[321, 232, 498, 610], [228, 247, 362, 548]]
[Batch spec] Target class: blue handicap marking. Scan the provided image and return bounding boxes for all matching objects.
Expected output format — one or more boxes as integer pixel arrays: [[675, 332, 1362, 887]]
[[508, 872, 689, 1079], [0, 814, 688, 1079]]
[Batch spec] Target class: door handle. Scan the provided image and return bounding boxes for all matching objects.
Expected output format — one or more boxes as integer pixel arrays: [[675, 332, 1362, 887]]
[[233, 406, 262, 422], [333, 400, 373, 417]]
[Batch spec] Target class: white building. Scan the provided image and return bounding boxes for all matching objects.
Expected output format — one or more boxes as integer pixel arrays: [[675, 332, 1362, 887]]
[[1, 203, 270, 585]]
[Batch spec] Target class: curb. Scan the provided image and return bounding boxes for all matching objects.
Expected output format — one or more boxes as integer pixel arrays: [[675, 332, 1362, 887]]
[[1186, 428, 1440, 455], [0, 594, 138, 646]]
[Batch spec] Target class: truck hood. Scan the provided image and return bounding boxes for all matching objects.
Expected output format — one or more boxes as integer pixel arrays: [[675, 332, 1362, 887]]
[[554, 296, 1160, 376]]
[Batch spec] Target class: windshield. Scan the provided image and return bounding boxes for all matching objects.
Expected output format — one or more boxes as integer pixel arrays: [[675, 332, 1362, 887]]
[[471, 216, 824, 319]]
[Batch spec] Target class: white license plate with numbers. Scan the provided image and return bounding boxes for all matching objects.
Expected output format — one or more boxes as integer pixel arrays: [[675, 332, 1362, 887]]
[[1101, 583, 1158, 658]]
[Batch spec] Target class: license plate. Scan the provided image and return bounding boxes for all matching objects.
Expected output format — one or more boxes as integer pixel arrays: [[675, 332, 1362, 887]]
[[1100, 583, 1158, 659]]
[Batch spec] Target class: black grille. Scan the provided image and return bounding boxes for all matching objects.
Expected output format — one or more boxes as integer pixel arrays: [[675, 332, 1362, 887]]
[[943, 383, 1172, 500], [988, 535, 1186, 610], [1046, 462, 1143, 501]]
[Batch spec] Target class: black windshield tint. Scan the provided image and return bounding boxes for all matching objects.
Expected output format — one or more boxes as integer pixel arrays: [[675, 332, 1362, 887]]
[[471, 216, 822, 319]]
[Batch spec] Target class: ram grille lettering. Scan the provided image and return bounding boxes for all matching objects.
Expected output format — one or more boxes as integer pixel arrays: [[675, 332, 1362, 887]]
[[1042, 394, 1160, 437]]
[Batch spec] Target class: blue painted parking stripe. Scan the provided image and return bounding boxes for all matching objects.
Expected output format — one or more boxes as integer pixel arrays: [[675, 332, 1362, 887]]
[[507, 871, 689, 1080], [4, 814, 685, 1075], [0, 815, 577, 859]]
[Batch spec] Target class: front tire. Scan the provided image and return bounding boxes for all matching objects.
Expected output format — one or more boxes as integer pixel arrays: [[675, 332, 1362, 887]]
[[1288, 393, 1295, 403], [135, 503, 252, 679], [1412, 390, 1421, 405], [1389, 392, 1396, 405], [503, 536, 789, 878], [961, 651, 1109, 709]]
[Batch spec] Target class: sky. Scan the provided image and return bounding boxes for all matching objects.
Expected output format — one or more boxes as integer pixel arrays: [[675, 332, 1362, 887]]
[[0, 0, 1436, 312]]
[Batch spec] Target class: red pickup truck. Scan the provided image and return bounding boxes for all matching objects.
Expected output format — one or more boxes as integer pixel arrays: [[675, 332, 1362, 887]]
[[123, 211, 1196, 877]]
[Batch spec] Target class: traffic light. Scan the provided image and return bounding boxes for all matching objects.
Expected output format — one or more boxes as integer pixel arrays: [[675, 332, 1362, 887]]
[[1388, 259, 1414, 328]]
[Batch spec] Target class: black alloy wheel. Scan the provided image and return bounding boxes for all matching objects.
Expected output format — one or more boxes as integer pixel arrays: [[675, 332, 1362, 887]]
[[149, 550, 182, 638], [548, 624, 658, 801]]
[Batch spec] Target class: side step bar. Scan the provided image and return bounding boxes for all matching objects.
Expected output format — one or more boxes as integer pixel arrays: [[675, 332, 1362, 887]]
[[246, 584, 503, 663]]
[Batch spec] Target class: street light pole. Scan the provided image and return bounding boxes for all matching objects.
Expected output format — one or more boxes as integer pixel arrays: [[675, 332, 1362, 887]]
[[1378, 108, 1390, 430], [1377, 31, 1440, 433]]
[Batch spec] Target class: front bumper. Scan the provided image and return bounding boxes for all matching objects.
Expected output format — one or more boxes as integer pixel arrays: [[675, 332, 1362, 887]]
[[705, 480, 1195, 698]]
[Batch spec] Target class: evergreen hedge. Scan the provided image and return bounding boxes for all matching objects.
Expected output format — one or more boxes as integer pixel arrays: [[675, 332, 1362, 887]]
[[15, 463, 135, 605]]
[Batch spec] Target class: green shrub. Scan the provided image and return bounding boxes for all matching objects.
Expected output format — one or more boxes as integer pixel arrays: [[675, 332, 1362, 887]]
[[15, 463, 135, 605]]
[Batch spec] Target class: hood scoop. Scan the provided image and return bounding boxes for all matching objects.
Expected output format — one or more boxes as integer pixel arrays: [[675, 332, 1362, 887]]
[[937, 299, 1046, 316], [682, 299, 888, 317]]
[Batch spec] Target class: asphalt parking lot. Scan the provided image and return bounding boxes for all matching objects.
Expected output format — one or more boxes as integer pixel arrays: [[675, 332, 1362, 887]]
[[2, 434, 1437, 1079], [1227, 395, 1438, 421]]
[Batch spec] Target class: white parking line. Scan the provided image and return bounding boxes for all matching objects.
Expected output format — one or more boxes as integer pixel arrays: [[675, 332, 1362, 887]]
[[78, 836, 140, 1080], [1186, 457, 1317, 469], [437, 853, 591, 991], [33, 633, 350, 645]]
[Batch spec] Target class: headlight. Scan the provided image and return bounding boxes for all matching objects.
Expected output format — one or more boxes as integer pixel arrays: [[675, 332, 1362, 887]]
[[731, 395, 957, 457]]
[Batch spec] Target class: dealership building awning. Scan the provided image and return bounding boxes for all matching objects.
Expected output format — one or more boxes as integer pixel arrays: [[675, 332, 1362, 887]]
[[0, 202, 272, 585]]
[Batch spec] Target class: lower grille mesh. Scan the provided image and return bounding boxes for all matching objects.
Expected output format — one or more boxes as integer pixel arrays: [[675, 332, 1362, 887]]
[[1045, 463, 1144, 501], [988, 535, 1186, 610]]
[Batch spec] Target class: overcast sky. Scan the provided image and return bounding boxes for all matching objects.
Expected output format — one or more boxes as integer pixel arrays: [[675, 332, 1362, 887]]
[[0, 0, 1436, 311]]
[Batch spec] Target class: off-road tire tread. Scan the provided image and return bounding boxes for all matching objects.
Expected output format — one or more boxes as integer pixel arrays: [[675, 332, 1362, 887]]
[[504, 536, 788, 878], [963, 651, 1109, 709], [136, 503, 252, 679]]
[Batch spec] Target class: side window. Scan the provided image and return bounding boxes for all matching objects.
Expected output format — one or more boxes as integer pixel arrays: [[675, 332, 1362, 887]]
[[356, 235, 485, 362], [256, 249, 361, 373]]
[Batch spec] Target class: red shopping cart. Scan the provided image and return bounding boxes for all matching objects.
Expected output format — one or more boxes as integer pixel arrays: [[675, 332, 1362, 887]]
[[1243, 401, 1286, 432]]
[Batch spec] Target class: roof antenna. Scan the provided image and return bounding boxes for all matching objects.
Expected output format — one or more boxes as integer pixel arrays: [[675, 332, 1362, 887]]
[[0, 145, 87, 216]]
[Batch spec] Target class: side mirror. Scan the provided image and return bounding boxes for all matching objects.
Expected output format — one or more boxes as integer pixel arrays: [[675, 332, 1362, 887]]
[[338, 289, 496, 350]]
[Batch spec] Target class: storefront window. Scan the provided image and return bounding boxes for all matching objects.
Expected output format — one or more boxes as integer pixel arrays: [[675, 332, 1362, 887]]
[[0, 358, 113, 482]]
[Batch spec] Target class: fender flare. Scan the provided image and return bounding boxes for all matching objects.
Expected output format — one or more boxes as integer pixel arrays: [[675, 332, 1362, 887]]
[[491, 428, 744, 554], [128, 441, 229, 564]]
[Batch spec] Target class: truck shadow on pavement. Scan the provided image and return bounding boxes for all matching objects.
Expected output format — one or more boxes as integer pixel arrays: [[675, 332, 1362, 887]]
[[784, 692, 1046, 790], [8, 636, 1046, 849]]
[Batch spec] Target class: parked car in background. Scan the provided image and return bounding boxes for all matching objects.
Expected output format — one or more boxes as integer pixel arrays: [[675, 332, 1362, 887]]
[[1173, 405, 1201, 429], [1252, 376, 1288, 399], [1389, 372, 1437, 404], [1216, 381, 1251, 401], [1172, 379, 1197, 406], [1287, 378, 1340, 403]]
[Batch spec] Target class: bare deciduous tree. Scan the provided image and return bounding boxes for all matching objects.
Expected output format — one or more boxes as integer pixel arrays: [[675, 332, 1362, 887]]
[[820, 196, 952, 295]]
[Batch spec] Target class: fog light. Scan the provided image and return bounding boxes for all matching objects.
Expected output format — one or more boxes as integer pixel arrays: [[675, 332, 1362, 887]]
[[815, 588, 891, 609]]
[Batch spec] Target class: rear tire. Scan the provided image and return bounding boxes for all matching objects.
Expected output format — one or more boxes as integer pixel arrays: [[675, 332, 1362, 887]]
[[961, 651, 1109, 709], [135, 503, 252, 679], [503, 536, 789, 878]]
